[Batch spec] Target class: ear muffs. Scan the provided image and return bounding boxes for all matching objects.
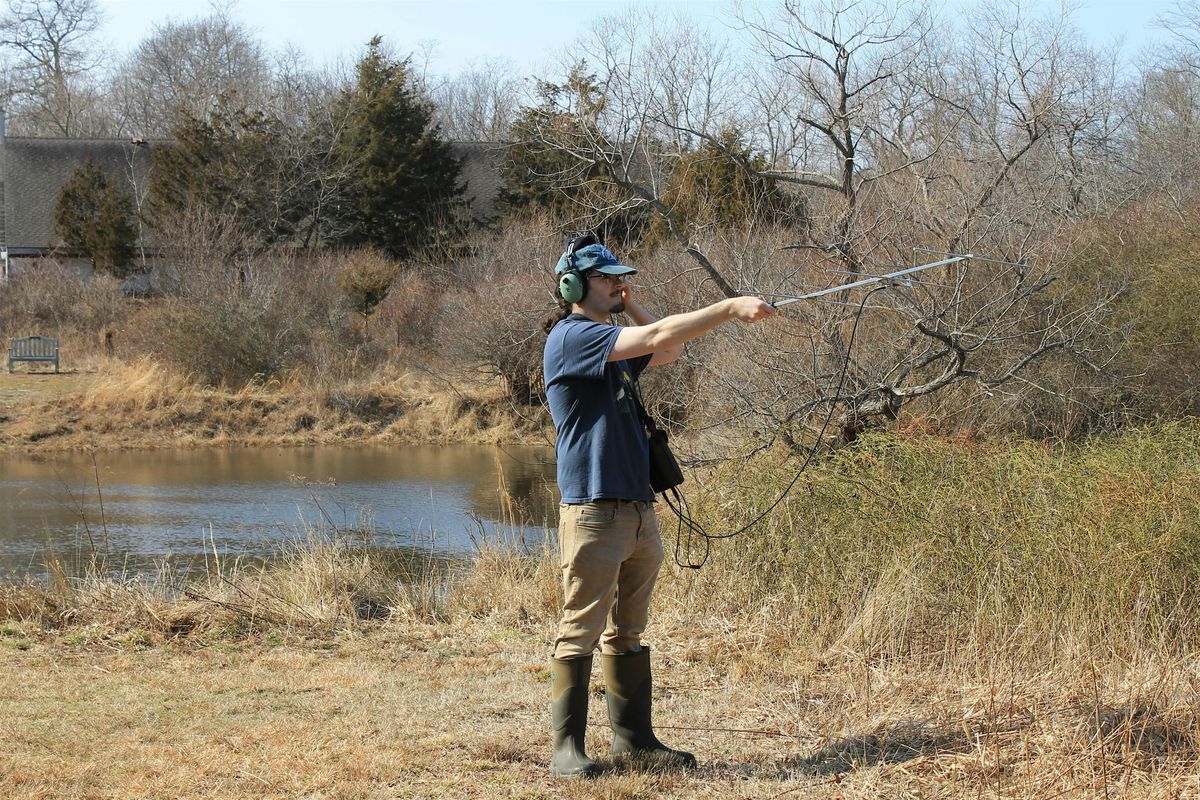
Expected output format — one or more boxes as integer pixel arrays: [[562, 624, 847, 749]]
[[558, 234, 598, 305], [559, 270, 586, 304]]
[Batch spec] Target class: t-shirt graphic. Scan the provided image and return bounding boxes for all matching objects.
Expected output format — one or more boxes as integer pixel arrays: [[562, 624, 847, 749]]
[[544, 314, 653, 503], [615, 366, 637, 415]]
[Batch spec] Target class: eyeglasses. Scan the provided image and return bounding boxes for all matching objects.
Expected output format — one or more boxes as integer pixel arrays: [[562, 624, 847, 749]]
[[588, 272, 628, 285]]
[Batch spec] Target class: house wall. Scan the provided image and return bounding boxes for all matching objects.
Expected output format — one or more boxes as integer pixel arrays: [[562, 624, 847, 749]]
[[7, 256, 94, 280]]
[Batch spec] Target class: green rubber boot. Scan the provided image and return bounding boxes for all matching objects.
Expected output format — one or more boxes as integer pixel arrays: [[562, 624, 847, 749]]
[[601, 647, 697, 769], [550, 656, 602, 779]]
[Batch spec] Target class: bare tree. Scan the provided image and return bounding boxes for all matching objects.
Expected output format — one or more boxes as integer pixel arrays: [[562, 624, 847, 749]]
[[1121, 0, 1200, 222], [0, 0, 108, 135], [429, 57, 523, 141], [1158, 0, 1200, 77], [517, 0, 1124, 445], [267, 56, 365, 249], [108, 6, 271, 136]]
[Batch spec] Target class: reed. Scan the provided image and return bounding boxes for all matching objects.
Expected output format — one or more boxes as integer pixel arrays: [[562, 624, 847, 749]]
[[661, 422, 1200, 663]]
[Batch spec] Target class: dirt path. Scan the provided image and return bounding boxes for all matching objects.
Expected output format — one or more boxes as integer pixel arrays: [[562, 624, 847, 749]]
[[0, 369, 93, 409]]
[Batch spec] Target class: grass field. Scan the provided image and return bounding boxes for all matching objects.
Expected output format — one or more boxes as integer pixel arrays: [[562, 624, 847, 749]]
[[4, 423, 1200, 797], [0, 368, 91, 405], [4, 613, 1197, 800]]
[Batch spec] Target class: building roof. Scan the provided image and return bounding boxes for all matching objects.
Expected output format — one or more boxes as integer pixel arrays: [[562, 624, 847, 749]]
[[452, 140, 505, 223], [0, 135, 507, 252], [1, 137, 157, 250]]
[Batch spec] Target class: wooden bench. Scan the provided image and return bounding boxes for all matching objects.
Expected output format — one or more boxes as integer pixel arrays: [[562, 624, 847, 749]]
[[7, 336, 59, 373]]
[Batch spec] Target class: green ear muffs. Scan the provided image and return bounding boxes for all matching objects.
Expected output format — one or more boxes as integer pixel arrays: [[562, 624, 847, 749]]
[[559, 270, 586, 304], [559, 235, 595, 305]]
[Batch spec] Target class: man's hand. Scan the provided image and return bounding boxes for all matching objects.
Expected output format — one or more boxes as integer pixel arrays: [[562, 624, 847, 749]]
[[726, 296, 777, 322], [619, 282, 633, 307]]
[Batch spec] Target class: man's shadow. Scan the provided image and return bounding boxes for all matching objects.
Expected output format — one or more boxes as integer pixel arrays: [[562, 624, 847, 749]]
[[690, 719, 972, 782]]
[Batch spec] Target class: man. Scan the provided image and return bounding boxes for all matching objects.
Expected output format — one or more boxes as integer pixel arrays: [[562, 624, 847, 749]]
[[542, 235, 775, 778]]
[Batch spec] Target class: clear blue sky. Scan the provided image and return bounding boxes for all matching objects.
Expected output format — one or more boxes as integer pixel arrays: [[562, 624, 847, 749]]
[[95, 0, 1175, 77]]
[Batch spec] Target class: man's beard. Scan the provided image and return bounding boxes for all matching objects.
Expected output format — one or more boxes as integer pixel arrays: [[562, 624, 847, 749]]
[[609, 300, 626, 314]]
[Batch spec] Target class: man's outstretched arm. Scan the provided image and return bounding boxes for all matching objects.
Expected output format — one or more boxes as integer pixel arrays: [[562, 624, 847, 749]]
[[609, 296, 776, 363]]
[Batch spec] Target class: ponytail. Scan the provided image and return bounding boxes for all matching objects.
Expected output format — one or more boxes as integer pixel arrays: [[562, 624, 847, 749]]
[[541, 288, 572, 334]]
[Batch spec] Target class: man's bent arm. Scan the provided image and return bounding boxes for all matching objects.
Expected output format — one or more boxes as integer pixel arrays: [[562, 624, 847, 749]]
[[624, 299, 683, 366], [609, 297, 775, 362]]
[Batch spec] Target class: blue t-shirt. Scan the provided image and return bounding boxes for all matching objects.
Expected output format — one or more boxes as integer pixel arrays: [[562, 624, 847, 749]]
[[544, 314, 653, 503]]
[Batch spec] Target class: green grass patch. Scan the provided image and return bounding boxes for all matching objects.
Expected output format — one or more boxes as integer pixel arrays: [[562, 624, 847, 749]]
[[678, 421, 1200, 658]]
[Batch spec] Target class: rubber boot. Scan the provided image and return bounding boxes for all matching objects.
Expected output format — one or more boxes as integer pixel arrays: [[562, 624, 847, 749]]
[[550, 655, 602, 779], [601, 647, 697, 769]]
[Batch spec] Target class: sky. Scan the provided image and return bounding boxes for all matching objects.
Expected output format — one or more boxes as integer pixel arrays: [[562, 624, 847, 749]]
[[94, 0, 1177, 78]]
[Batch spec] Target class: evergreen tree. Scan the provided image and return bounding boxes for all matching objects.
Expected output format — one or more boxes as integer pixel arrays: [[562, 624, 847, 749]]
[[497, 64, 647, 244], [337, 248, 398, 333], [331, 37, 464, 259], [53, 157, 137, 277], [147, 102, 302, 249], [498, 65, 610, 217], [653, 128, 808, 239]]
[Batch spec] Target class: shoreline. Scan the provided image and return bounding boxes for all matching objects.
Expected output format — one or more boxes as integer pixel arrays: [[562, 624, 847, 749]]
[[0, 361, 550, 454], [5, 424, 1200, 796]]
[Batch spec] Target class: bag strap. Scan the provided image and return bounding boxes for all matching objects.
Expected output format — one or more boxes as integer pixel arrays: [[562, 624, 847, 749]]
[[628, 377, 662, 435]]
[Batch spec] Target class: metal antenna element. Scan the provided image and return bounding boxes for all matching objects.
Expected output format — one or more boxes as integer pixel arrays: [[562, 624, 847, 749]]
[[769, 255, 968, 308], [824, 268, 956, 290], [912, 247, 1027, 268]]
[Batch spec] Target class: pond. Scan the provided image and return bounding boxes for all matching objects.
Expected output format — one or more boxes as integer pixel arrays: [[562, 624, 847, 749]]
[[0, 445, 558, 579]]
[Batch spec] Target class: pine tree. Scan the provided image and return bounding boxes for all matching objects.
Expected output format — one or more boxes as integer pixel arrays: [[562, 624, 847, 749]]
[[332, 37, 464, 259], [653, 128, 808, 240], [53, 157, 137, 277], [498, 65, 610, 217], [147, 102, 301, 249], [497, 64, 647, 244]]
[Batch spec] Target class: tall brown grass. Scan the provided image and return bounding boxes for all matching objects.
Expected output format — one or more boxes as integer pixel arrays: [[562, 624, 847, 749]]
[[5, 420, 1199, 668], [2, 358, 545, 451], [662, 421, 1200, 665]]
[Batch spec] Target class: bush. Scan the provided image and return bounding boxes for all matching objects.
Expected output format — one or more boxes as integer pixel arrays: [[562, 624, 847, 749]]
[[442, 219, 563, 404], [129, 298, 308, 386], [1075, 213, 1200, 421], [372, 267, 443, 353], [0, 263, 128, 355], [128, 248, 348, 387], [336, 247, 398, 330]]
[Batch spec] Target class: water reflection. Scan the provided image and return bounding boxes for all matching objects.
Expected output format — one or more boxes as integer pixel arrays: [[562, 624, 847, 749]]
[[0, 445, 558, 579]]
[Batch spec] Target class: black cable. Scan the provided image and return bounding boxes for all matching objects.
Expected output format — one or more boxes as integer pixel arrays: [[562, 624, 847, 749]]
[[658, 285, 888, 569]]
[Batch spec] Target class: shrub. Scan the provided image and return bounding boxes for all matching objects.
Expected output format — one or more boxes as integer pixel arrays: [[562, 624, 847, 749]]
[[371, 267, 443, 353], [128, 298, 307, 386], [0, 263, 128, 355], [127, 248, 347, 386], [336, 247, 398, 332], [442, 220, 563, 404]]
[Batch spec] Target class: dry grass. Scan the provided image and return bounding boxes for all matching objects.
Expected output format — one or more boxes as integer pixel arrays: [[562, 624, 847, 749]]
[[3, 548, 1200, 799], [4, 424, 1200, 797], [0, 358, 548, 452]]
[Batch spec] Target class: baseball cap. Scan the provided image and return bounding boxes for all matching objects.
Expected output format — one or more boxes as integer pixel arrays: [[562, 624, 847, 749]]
[[555, 243, 638, 277]]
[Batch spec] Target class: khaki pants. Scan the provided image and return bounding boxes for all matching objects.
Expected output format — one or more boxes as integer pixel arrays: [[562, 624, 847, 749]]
[[553, 500, 665, 659]]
